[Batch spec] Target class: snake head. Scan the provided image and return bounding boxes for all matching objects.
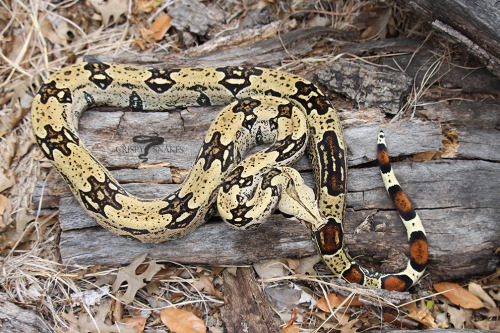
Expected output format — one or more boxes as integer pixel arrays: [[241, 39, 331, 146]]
[[278, 169, 327, 232]]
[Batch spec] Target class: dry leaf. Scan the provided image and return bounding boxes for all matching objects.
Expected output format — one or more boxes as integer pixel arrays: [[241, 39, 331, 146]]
[[345, 295, 362, 307], [317, 293, 344, 312], [0, 169, 15, 192], [123, 317, 147, 332], [317, 293, 362, 312], [340, 319, 359, 333], [491, 288, 500, 301], [0, 194, 11, 216], [407, 310, 440, 328], [192, 274, 221, 298], [253, 259, 287, 279], [295, 254, 322, 274], [474, 318, 500, 331], [171, 292, 185, 303], [63, 301, 137, 332], [134, 0, 161, 14], [485, 303, 500, 318], [112, 296, 124, 322], [468, 282, 496, 308], [286, 258, 300, 270], [359, 7, 392, 39], [335, 311, 351, 326], [160, 308, 207, 333], [150, 14, 172, 41], [404, 300, 446, 328], [313, 311, 327, 320], [145, 279, 161, 295], [447, 306, 471, 328], [39, 14, 71, 46], [89, 0, 128, 26], [112, 253, 163, 304], [434, 282, 484, 309]]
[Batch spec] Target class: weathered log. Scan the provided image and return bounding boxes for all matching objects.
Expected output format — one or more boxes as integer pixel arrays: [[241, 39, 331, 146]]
[[0, 295, 51, 333], [32, 29, 500, 284], [85, 26, 355, 68], [55, 159, 500, 282], [59, 215, 316, 267], [220, 268, 281, 333], [418, 101, 500, 130], [382, 54, 500, 95], [397, 0, 500, 77], [316, 58, 413, 114], [34, 101, 500, 282], [32, 120, 442, 209], [33, 83, 499, 282]]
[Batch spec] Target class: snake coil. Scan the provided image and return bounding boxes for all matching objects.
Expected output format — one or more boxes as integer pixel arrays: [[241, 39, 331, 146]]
[[31, 63, 428, 291]]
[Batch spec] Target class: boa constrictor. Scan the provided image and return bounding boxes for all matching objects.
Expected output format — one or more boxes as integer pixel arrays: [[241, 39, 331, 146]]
[[31, 63, 428, 291]]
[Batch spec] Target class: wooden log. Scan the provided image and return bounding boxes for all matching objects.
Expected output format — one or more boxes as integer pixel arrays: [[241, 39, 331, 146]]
[[457, 128, 500, 161], [32, 120, 442, 210], [0, 296, 51, 333], [382, 54, 500, 95], [33, 29, 500, 284], [418, 101, 500, 130], [85, 27, 355, 68], [220, 268, 281, 333], [59, 216, 316, 267], [316, 58, 413, 114], [32, 61, 499, 282], [397, 0, 500, 76], [35, 111, 500, 281], [56, 159, 500, 282]]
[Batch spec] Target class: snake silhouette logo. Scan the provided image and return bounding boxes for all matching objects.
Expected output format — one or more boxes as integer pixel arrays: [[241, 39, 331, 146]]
[[132, 134, 165, 163]]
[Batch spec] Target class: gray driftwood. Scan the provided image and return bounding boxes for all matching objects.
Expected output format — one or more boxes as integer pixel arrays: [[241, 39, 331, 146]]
[[32, 32, 500, 284]]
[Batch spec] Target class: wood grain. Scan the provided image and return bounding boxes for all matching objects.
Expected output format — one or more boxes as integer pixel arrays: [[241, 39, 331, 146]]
[[220, 268, 281, 333]]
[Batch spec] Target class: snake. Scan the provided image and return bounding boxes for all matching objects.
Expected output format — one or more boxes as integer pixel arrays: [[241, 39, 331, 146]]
[[31, 63, 428, 291]]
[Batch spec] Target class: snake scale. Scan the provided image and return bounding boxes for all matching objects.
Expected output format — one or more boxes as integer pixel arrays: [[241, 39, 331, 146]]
[[31, 63, 428, 291]]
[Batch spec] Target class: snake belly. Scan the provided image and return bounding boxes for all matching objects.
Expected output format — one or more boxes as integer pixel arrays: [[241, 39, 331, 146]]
[[31, 63, 428, 291]]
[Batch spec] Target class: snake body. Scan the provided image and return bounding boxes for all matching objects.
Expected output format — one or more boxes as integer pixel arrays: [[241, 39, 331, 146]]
[[31, 63, 427, 291]]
